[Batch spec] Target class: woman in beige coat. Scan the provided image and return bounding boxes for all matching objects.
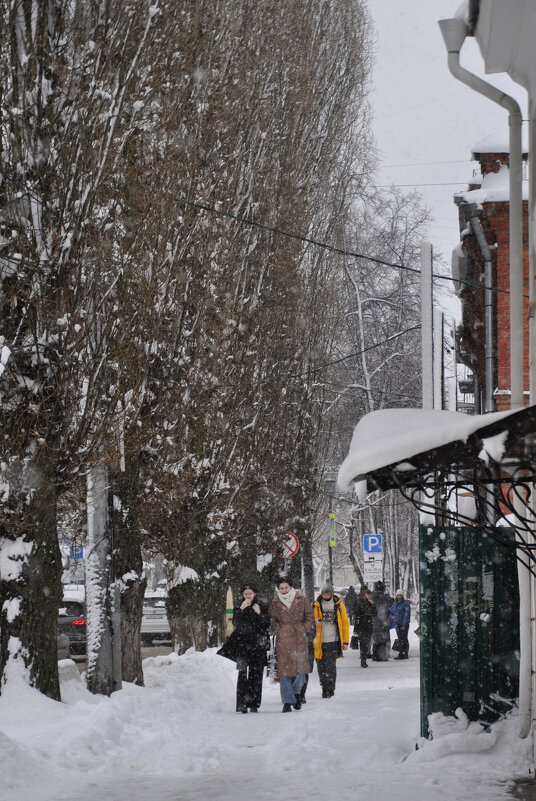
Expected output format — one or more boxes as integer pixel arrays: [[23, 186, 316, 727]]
[[270, 577, 315, 712]]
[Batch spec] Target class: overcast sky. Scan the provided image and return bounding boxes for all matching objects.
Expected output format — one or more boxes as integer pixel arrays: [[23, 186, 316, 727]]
[[367, 0, 527, 274]]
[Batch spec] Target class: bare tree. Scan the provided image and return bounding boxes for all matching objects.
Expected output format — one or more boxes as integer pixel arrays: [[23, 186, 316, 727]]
[[323, 189, 431, 594]]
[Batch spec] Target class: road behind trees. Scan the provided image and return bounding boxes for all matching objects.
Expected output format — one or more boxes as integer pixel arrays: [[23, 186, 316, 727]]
[[73, 644, 174, 674]]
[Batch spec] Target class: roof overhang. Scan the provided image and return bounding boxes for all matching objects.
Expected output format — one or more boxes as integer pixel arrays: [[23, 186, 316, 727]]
[[338, 405, 536, 494], [473, 0, 536, 92]]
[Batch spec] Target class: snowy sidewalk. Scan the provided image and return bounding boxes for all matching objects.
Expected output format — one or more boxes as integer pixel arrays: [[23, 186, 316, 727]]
[[0, 630, 532, 801]]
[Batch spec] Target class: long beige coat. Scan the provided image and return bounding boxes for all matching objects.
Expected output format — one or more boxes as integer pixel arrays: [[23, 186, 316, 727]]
[[270, 590, 314, 677]]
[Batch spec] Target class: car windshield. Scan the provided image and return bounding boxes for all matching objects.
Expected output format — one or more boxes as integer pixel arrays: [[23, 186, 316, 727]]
[[59, 601, 85, 617]]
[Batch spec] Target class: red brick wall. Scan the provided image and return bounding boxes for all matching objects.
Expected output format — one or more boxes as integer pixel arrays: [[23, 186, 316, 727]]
[[457, 151, 529, 413], [484, 199, 530, 412]]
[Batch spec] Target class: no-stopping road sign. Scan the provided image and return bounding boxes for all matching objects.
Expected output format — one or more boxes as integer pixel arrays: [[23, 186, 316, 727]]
[[282, 531, 299, 558]]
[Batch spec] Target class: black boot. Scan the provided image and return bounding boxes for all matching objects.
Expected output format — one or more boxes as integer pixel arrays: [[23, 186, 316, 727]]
[[361, 658, 368, 668], [282, 703, 292, 713]]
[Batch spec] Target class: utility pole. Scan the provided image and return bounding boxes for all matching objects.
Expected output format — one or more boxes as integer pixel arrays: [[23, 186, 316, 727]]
[[421, 241, 434, 411], [324, 477, 337, 584]]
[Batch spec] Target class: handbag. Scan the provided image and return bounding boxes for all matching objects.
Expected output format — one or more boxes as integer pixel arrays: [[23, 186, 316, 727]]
[[350, 632, 360, 650], [392, 638, 400, 651]]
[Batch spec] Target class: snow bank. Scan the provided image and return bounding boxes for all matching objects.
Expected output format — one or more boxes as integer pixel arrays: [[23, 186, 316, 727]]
[[0, 637, 532, 801]]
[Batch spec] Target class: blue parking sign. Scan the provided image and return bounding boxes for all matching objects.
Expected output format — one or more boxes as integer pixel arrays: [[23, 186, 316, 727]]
[[70, 544, 84, 559], [363, 534, 382, 553]]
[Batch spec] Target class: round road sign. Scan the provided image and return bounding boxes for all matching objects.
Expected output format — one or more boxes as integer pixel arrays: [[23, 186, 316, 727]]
[[282, 531, 299, 558]]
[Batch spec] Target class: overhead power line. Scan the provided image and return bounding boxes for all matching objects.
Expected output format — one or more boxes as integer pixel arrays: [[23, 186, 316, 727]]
[[178, 196, 526, 300], [148, 325, 422, 393], [1, 193, 524, 299]]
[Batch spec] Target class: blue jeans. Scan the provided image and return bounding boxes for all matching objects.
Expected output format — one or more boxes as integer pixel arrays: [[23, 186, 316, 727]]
[[279, 673, 305, 704]]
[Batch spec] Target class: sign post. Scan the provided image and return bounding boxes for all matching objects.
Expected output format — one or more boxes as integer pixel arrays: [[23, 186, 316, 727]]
[[363, 533, 383, 586]]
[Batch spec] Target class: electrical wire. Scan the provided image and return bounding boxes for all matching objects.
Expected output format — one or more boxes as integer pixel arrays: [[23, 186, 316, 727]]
[[177, 196, 528, 300], [145, 324, 422, 392], [0, 192, 523, 298]]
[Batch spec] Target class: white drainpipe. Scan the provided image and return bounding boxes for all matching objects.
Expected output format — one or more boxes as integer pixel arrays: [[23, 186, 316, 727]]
[[438, 18, 529, 739]]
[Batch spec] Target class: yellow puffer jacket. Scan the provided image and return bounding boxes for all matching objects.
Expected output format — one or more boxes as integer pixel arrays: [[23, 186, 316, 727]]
[[312, 594, 350, 660]]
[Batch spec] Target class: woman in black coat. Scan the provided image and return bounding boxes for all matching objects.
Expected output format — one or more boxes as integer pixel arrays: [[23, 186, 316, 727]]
[[217, 583, 270, 713], [354, 587, 376, 668]]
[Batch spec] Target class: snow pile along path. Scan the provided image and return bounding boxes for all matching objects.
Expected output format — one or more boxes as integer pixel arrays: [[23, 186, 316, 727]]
[[0, 630, 532, 801]]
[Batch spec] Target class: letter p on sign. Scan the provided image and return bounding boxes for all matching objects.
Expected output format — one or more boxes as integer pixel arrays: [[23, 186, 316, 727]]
[[364, 534, 382, 553]]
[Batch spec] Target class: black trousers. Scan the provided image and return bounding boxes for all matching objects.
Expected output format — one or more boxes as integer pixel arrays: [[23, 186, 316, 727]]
[[316, 641, 339, 695], [359, 631, 372, 660], [236, 659, 264, 710], [396, 625, 409, 657]]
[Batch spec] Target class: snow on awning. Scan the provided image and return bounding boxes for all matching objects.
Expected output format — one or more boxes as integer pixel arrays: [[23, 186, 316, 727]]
[[337, 405, 536, 493]]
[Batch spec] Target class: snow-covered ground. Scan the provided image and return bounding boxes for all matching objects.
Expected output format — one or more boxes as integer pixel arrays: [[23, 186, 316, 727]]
[[0, 629, 532, 801]]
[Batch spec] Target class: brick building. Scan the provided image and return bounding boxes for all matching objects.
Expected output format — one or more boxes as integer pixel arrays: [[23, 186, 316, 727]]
[[452, 133, 529, 413]]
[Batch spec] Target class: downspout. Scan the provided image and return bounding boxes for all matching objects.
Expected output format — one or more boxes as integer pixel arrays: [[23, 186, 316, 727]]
[[439, 18, 530, 739], [465, 206, 494, 413], [439, 18, 523, 409]]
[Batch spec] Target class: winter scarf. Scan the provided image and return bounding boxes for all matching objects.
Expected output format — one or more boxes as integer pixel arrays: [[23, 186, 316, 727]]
[[276, 587, 296, 609]]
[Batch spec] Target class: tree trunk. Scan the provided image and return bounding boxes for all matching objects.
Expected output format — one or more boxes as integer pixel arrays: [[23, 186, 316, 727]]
[[301, 532, 315, 602], [86, 461, 116, 695], [0, 446, 62, 699], [111, 453, 146, 685]]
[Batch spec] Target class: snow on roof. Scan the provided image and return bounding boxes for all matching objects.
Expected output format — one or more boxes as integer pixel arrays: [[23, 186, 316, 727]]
[[337, 407, 520, 491], [62, 587, 85, 602], [453, 1, 469, 22], [456, 163, 529, 206], [471, 130, 529, 157]]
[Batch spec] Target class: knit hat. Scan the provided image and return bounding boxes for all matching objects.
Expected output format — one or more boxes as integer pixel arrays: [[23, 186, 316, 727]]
[[395, 589, 404, 598], [322, 582, 334, 594], [240, 583, 257, 594]]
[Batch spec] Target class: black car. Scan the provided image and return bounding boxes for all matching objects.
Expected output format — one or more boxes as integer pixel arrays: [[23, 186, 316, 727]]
[[58, 593, 86, 656]]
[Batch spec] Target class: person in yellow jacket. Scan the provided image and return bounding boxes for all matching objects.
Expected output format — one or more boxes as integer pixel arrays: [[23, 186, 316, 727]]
[[312, 582, 350, 698]]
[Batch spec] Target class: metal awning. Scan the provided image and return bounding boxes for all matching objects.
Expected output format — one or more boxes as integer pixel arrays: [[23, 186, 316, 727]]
[[339, 404, 536, 492], [338, 404, 536, 566]]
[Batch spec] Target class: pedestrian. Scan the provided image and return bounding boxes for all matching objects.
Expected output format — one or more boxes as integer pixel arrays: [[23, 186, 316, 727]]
[[270, 576, 315, 712], [389, 589, 411, 660], [312, 582, 349, 698], [217, 583, 271, 713], [343, 585, 358, 626], [354, 586, 376, 668], [371, 580, 394, 662]]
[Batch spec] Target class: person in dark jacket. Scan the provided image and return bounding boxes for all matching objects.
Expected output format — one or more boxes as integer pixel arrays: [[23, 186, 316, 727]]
[[371, 581, 394, 662], [217, 583, 270, 712], [344, 585, 358, 626], [389, 589, 411, 660], [354, 587, 376, 668]]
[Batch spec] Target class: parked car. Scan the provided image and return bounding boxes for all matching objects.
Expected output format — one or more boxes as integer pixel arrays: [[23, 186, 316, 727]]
[[141, 590, 171, 646], [58, 587, 86, 656]]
